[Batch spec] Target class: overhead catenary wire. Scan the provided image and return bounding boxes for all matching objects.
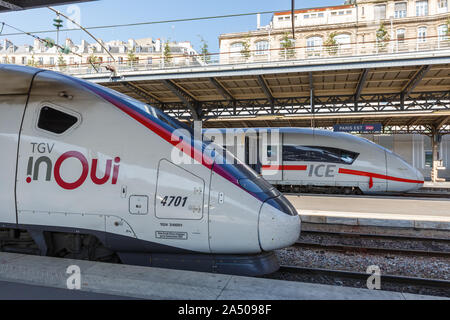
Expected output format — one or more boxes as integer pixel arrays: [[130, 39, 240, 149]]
[[48, 6, 116, 63], [0, 5, 334, 37], [0, 21, 101, 71]]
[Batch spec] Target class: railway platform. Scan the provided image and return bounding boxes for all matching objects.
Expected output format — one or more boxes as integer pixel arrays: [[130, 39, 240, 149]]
[[287, 194, 450, 231], [420, 182, 450, 193], [0, 252, 446, 300]]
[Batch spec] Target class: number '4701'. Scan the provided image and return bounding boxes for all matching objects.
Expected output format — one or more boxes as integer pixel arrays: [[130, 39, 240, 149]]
[[161, 196, 188, 207]]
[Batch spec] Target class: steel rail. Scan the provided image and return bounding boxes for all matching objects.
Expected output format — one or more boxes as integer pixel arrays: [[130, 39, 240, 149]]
[[277, 265, 450, 289], [292, 241, 450, 258], [300, 230, 450, 243]]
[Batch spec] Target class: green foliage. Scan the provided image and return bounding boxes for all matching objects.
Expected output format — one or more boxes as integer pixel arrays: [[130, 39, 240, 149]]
[[87, 51, 100, 69], [279, 32, 295, 58], [240, 33, 251, 60], [57, 54, 67, 70], [44, 38, 55, 49], [163, 42, 172, 63], [27, 52, 38, 67], [127, 48, 138, 66], [324, 32, 338, 55], [376, 23, 390, 51], [199, 37, 211, 63], [446, 18, 450, 41]]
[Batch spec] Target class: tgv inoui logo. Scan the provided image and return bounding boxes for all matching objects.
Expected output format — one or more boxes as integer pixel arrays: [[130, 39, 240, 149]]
[[26, 142, 120, 190]]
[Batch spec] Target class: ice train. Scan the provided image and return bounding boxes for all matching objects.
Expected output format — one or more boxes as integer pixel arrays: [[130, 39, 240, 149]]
[[203, 128, 424, 194]]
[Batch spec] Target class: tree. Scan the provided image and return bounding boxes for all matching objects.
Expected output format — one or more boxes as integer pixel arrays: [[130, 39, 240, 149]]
[[279, 32, 295, 59], [27, 52, 38, 67], [324, 32, 338, 55], [446, 18, 450, 42], [163, 41, 172, 64], [376, 23, 390, 51], [240, 33, 251, 60], [127, 47, 138, 67], [87, 50, 100, 70], [199, 37, 211, 64], [57, 54, 67, 71]]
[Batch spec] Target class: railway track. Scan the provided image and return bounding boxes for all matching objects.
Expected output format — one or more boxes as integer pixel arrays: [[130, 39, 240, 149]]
[[293, 241, 450, 258], [301, 229, 450, 243], [277, 265, 450, 291], [296, 230, 450, 258], [284, 191, 450, 199]]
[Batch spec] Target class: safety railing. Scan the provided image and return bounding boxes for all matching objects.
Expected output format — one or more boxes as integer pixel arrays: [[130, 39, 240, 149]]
[[38, 34, 450, 76]]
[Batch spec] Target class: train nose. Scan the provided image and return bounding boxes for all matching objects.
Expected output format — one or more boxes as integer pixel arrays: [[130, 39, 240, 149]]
[[258, 196, 301, 251], [386, 152, 424, 192]]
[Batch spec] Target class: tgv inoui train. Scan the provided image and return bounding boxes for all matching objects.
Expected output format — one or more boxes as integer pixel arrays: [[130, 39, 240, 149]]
[[0, 65, 300, 276], [203, 128, 424, 194]]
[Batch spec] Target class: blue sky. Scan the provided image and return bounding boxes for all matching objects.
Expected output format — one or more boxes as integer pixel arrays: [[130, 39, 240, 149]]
[[0, 0, 341, 53]]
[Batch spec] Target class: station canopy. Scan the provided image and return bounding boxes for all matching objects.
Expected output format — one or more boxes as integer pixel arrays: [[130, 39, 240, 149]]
[[0, 0, 95, 12]]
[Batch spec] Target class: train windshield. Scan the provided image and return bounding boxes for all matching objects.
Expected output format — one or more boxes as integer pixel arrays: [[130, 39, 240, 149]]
[[283, 145, 359, 165]]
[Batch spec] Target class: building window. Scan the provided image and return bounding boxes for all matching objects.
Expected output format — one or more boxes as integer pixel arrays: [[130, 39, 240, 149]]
[[438, 0, 448, 13], [438, 24, 449, 41], [397, 29, 406, 43], [394, 2, 407, 18], [304, 14, 310, 19], [38, 57, 43, 65], [425, 150, 432, 167], [230, 42, 244, 58], [416, 1, 428, 16], [306, 36, 323, 53], [147, 57, 152, 64], [22, 57, 26, 65], [335, 34, 351, 50], [318, 13, 324, 18], [255, 40, 269, 55], [418, 27, 427, 42], [374, 4, 386, 20], [361, 6, 365, 16], [118, 57, 123, 64], [49, 57, 54, 65]]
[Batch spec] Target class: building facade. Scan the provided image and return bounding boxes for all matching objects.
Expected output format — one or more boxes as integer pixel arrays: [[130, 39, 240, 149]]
[[0, 37, 200, 71], [219, 0, 450, 63]]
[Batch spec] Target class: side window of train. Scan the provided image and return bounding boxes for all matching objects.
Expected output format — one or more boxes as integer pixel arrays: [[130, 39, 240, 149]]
[[283, 145, 359, 164], [267, 145, 278, 160], [36, 105, 80, 135]]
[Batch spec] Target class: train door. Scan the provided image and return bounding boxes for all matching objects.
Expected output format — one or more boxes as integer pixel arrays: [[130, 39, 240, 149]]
[[244, 133, 261, 173], [0, 95, 28, 224], [154, 159, 210, 252], [260, 131, 283, 182]]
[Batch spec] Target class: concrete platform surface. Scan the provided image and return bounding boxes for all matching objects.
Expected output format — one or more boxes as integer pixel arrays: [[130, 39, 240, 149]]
[[0, 252, 445, 300], [287, 194, 450, 230], [423, 182, 450, 189]]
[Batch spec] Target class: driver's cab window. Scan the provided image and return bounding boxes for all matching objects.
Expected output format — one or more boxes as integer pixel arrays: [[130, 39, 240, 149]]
[[37, 105, 79, 135]]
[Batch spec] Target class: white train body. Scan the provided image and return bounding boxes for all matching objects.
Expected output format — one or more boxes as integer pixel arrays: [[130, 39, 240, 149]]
[[0, 65, 300, 275], [203, 128, 424, 194]]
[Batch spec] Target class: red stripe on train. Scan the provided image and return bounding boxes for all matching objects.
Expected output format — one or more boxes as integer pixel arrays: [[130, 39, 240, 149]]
[[262, 165, 307, 171], [338, 168, 424, 185]]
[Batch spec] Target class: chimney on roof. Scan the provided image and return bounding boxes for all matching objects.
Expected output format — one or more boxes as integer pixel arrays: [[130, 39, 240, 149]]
[[257, 13, 261, 29], [65, 38, 74, 48]]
